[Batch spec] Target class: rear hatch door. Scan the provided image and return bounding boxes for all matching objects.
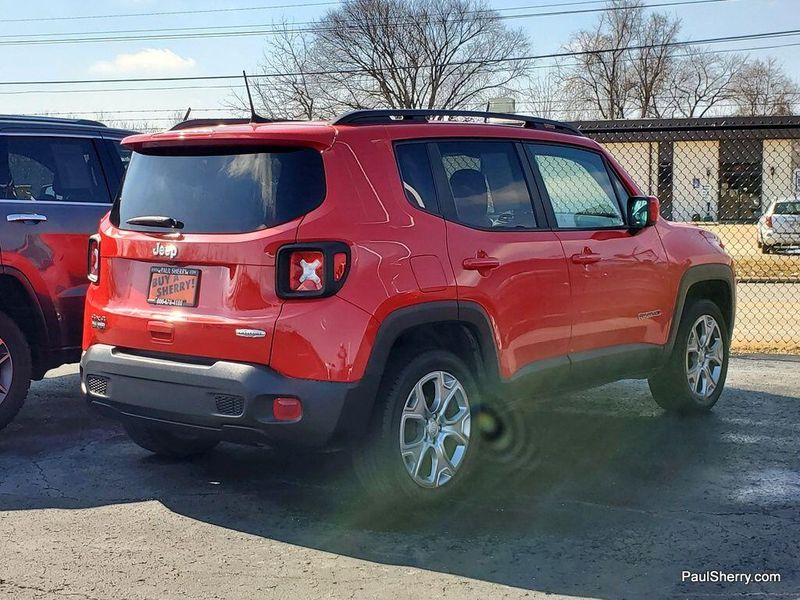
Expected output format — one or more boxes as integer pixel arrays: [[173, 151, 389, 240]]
[[96, 143, 326, 365]]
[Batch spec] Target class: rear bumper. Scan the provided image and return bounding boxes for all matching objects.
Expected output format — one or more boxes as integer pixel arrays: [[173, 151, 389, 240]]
[[80, 344, 372, 448], [761, 230, 800, 245]]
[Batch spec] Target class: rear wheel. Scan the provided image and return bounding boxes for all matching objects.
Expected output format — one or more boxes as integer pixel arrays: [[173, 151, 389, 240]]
[[0, 311, 32, 432], [353, 349, 481, 505], [649, 299, 729, 413], [123, 421, 219, 459]]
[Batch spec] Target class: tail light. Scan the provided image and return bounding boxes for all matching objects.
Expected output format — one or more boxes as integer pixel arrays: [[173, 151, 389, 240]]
[[276, 242, 350, 298], [765, 215, 773, 228], [87, 234, 101, 283], [273, 397, 302, 421]]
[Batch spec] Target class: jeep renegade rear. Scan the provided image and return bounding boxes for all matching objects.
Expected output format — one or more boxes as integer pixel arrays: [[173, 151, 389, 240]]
[[81, 109, 735, 503]]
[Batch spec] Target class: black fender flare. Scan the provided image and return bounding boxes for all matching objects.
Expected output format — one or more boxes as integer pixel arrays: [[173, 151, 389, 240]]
[[344, 300, 501, 436], [665, 263, 736, 354]]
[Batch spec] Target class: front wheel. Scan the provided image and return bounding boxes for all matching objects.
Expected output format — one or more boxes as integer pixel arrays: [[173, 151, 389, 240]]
[[123, 421, 219, 459], [353, 349, 481, 505], [649, 299, 730, 413]]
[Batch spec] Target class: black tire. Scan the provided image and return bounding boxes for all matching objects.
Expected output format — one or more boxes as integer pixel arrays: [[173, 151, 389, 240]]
[[761, 244, 772, 254], [649, 299, 730, 413], [0, 311, 32, 432], [123, 421, 219, 459], [353, 349, 482, 505]]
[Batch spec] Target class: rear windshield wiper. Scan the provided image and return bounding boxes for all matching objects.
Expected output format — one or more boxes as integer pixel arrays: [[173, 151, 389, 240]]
[[126, 215, 185, 229]]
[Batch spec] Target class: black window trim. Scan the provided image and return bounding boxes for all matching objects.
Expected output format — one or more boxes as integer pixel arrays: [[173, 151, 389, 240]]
[[426, 137, 549, 233], [524, 141, 632, 232]]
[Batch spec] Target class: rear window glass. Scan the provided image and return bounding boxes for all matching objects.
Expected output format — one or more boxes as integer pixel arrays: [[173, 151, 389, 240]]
[[114, 146, 325, 233], [774, 201, 800, 215]]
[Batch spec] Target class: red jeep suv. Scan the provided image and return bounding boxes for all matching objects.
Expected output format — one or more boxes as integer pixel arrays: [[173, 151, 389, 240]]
[[81, 109, 735, 502]]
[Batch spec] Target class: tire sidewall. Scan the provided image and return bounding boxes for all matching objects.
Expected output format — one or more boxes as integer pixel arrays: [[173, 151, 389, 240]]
[[373, 349, 483, 504], [0, 312, 32, 430]]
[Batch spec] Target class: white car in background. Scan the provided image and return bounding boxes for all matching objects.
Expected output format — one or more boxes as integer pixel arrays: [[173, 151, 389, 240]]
[[758, 198, 800, 254]]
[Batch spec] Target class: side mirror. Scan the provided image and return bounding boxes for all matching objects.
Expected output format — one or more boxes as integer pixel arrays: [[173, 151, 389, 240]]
[[627, 196, 659, 231]]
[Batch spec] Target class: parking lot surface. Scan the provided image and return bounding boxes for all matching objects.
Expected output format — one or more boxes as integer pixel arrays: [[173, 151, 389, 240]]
[[1, 355, 798, 600]]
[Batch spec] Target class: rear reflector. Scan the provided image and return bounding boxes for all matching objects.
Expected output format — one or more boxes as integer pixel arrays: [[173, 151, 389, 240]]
[[273, 397, 302, 421]]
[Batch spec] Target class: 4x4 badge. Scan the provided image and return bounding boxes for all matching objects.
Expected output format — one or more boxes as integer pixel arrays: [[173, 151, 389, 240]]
[[153, 242, 178, 259]]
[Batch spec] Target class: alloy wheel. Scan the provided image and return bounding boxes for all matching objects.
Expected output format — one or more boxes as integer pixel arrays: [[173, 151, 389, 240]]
[[685, 314, 724, 401], [0, 337, 13, 405], [399, 371, 471, 488]]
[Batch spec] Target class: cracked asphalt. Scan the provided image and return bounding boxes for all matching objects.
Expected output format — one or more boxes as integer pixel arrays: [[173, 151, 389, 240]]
[[0, 354, 798, 600]]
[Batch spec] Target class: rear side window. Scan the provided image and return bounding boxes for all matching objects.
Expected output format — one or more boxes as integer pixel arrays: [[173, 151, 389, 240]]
[[774, 201, 800, 215], [436, 141, 537, 229], [0, 136, 110, 203], [114, 146, 325, 234], [396, 143, 438, 212], [527, 144, 624, 229]]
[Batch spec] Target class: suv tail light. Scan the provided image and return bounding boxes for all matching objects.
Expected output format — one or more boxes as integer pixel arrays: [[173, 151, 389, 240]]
[[765, 215, 773, 228], [87, 234, 101, 284], [276, 242, 350, 298]]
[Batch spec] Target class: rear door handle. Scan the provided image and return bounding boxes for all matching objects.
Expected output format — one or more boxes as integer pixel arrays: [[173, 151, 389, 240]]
[[7, 213, 47, 224], [571, 252, 601, 265], [463, 257, 500, 271]]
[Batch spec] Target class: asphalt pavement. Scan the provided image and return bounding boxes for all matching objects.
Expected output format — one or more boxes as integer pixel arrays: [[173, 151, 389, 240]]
[[0, 355, 798, 599]]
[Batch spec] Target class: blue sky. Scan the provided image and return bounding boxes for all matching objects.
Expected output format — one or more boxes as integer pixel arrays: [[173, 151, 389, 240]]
[[0, 0, 797, 127]]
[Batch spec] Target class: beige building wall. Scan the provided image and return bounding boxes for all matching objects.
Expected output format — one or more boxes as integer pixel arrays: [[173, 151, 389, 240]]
[[762, 139, 797, 206], [603, 142, 658, 195], [673, 141, 719, 222]]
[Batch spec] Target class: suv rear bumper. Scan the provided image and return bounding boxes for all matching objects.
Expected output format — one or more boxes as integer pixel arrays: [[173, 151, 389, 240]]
[[80, 344, 371, 448]]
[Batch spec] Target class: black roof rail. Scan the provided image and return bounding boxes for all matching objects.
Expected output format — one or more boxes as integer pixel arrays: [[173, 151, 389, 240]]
[[332, 109, 584, 137], [0, 114, 106, 127]]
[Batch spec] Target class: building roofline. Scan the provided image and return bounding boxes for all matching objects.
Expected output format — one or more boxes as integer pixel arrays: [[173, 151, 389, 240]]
[[573, 115, 800, 133]]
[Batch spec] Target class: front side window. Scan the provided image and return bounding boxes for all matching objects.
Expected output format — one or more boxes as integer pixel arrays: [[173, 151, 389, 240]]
[[114, 146, 325, 234], [773, 201, 800, 215], [436, 141, 537, 229], [528, 144, 624, 229], [0, 136, 110, 203]]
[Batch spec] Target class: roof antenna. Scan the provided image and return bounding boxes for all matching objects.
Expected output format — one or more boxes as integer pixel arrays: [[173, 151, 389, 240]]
[[182, 107, 191, 121], [242, 70, 269, 123]]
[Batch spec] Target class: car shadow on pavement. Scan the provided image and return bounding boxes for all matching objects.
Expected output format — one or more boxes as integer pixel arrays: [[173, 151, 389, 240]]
[[1, 367, 798, 599]]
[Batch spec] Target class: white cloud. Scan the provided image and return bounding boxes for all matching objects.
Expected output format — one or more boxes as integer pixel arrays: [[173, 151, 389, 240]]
[[90, 48, 195, 75]]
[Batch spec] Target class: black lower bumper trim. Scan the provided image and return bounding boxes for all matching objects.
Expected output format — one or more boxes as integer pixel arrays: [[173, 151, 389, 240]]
[[80, 345, 372, 448]]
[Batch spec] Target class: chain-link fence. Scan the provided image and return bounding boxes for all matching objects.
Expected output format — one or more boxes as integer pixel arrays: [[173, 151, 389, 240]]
[[577, 116, 800, 353]]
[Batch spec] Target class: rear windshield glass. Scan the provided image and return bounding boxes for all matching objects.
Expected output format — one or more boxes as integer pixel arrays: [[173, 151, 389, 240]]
[[774, 201, 800, 215], [113, 146, 325, 233]]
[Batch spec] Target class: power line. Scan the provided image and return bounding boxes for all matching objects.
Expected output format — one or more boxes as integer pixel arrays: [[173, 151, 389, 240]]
[[3, 1, 341, 23], [0, 0, 735, 46], [3, 26, 799, 87]]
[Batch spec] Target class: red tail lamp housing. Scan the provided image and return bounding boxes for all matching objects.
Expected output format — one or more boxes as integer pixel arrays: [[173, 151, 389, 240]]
[[87, 234, 101, 284], [276, 242, 351, 298], [765, 215, 773, 228], [273, 397, 302, 421]]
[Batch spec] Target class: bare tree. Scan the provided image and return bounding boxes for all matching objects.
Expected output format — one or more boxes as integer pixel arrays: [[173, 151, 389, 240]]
[[563, 0, 643, 119], [230, 24, 334, 120], [237, 0, 530, 117], [631, 11, 680, 117], [661, 50, 745, 118], [523, 68, 568, 120], [730, 57, 799, 116]]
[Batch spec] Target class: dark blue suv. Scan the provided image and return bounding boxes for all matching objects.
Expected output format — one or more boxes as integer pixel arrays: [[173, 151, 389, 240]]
[[0, 115, 134, 430]]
